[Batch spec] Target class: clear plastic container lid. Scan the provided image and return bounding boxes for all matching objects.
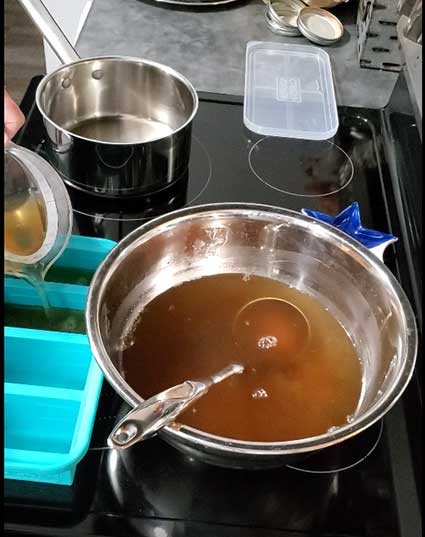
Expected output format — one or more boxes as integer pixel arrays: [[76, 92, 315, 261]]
[[243, 41, 339, 140], [4, 143, 73, 278]]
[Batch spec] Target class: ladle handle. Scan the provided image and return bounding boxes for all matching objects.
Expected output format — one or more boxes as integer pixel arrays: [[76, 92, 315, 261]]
[[18, 0, 81, 65], [107, 363, 244, 450], [107, 381, 209, 450]]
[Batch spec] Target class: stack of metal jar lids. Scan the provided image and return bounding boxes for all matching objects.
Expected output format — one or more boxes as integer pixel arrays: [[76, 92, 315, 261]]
[[265, 0, 344, 45]]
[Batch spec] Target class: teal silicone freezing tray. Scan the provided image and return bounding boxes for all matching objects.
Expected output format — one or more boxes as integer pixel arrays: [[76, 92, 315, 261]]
[[4, 235, 116, 485]]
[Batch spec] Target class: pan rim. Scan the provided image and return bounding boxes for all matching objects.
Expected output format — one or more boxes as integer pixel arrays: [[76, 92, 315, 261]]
[[35, 55, 199, 146]]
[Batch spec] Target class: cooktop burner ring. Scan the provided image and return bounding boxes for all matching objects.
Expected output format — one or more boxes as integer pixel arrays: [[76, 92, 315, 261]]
[[285, 419, 383, 474], [186, 135, 212, 206], [248, 137, 355, 198], [71, 207, 151, 223]]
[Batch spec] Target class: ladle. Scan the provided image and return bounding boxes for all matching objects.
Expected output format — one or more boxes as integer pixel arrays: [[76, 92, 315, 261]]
[[233, 297, 312, 365], [108, 363, 244, 449]]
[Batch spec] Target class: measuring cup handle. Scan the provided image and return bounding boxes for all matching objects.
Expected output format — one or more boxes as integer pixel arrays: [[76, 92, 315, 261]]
[[5, 141, 20, 155]]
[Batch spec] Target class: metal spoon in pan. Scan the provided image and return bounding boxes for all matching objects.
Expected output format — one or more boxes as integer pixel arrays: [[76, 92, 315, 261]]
[[108, 363, 244, 450], [108, 298, 310, 449]]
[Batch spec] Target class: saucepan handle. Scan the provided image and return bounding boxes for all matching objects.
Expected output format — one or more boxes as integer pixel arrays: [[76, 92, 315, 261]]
[[18, 0, 81, 65], [301, 202, 397, 263]]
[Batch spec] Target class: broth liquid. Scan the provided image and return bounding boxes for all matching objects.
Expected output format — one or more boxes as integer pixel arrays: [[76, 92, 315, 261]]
[[4, 192, 46, 257], [121, 274, 362, 442], [4, 191, 55, 323]]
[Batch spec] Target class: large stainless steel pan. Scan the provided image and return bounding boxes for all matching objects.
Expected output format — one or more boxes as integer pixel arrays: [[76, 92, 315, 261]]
[[86, 204, 418, 469], [19, 0, 198, 198]]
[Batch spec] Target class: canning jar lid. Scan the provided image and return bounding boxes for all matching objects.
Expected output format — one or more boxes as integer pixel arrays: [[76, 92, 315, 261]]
[[268, 0, 305, 31], [264, 0, 344, 46], [265, 10, 302, 36], [297, 7, 344, 45]]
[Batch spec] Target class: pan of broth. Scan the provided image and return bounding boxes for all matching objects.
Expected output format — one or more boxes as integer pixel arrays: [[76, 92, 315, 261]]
[[86, 204, 417, 468], [18, 0, 198, 198]]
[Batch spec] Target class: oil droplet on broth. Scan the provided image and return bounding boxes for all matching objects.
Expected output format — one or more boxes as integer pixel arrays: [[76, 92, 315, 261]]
[[120, 273, 362, 442]]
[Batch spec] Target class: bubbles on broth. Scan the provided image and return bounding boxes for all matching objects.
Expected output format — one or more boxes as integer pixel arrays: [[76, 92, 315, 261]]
[[252, 388, 269, 400], [257, 335, 278, 350]]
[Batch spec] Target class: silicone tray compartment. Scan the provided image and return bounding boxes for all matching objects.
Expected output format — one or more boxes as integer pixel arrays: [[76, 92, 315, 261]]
[[53, 235, 116, 273], [4, 329, 103, 485], [4, 276, 89, 310], [5, 234, 116, 292], [4, 235, 116, 485]]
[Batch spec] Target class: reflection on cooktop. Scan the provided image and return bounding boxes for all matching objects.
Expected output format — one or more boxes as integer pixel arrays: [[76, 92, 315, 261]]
[[69, 175, 187, 240], [89, 411, 395, 534], [66, 136, 212, 241], [286, 420, 383, 474], [70, 108, 393, 244], [248, 138, 354, 197]]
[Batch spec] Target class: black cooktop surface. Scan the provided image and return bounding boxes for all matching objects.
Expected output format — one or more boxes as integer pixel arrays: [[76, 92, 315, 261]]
[[17, 80, 396, 242], [5, 77, 421, 537]]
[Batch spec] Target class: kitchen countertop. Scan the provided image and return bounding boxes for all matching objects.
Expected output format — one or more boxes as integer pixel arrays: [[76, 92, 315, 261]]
[[78, 0, 398, 109]]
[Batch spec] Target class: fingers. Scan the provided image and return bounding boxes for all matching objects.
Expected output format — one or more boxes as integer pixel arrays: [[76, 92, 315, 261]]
[[4, 88, 25, 146]]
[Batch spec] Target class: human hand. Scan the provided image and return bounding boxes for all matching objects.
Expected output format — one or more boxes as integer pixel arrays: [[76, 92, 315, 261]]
[[4, 88, 25, 147]]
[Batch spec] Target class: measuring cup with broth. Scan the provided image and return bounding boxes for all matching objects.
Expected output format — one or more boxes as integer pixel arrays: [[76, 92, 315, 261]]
[[4, 143, 73, 289]]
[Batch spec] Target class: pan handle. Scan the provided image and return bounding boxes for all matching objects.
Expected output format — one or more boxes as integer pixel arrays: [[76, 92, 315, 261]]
[[18, 0, 81, 65]]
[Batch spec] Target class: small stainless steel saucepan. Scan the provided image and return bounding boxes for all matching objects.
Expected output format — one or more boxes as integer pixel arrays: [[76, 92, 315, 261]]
[[86, 203, 417, 469], [19, 0, 198, 198]]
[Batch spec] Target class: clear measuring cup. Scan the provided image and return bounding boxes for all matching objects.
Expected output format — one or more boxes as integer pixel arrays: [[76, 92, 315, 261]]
[[4, 142, 73, 280]]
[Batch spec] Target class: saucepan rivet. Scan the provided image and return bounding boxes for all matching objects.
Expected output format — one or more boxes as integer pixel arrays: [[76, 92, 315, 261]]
[[61, 78, 71, 89], [92, 70, 104, 80]]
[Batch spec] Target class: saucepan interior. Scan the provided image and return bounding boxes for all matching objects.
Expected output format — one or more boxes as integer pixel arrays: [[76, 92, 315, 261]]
[[36, 56, 198, 145]]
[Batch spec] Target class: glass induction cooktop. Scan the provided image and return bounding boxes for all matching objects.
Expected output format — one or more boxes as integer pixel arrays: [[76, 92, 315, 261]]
[[5, 76, 421, 537]]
